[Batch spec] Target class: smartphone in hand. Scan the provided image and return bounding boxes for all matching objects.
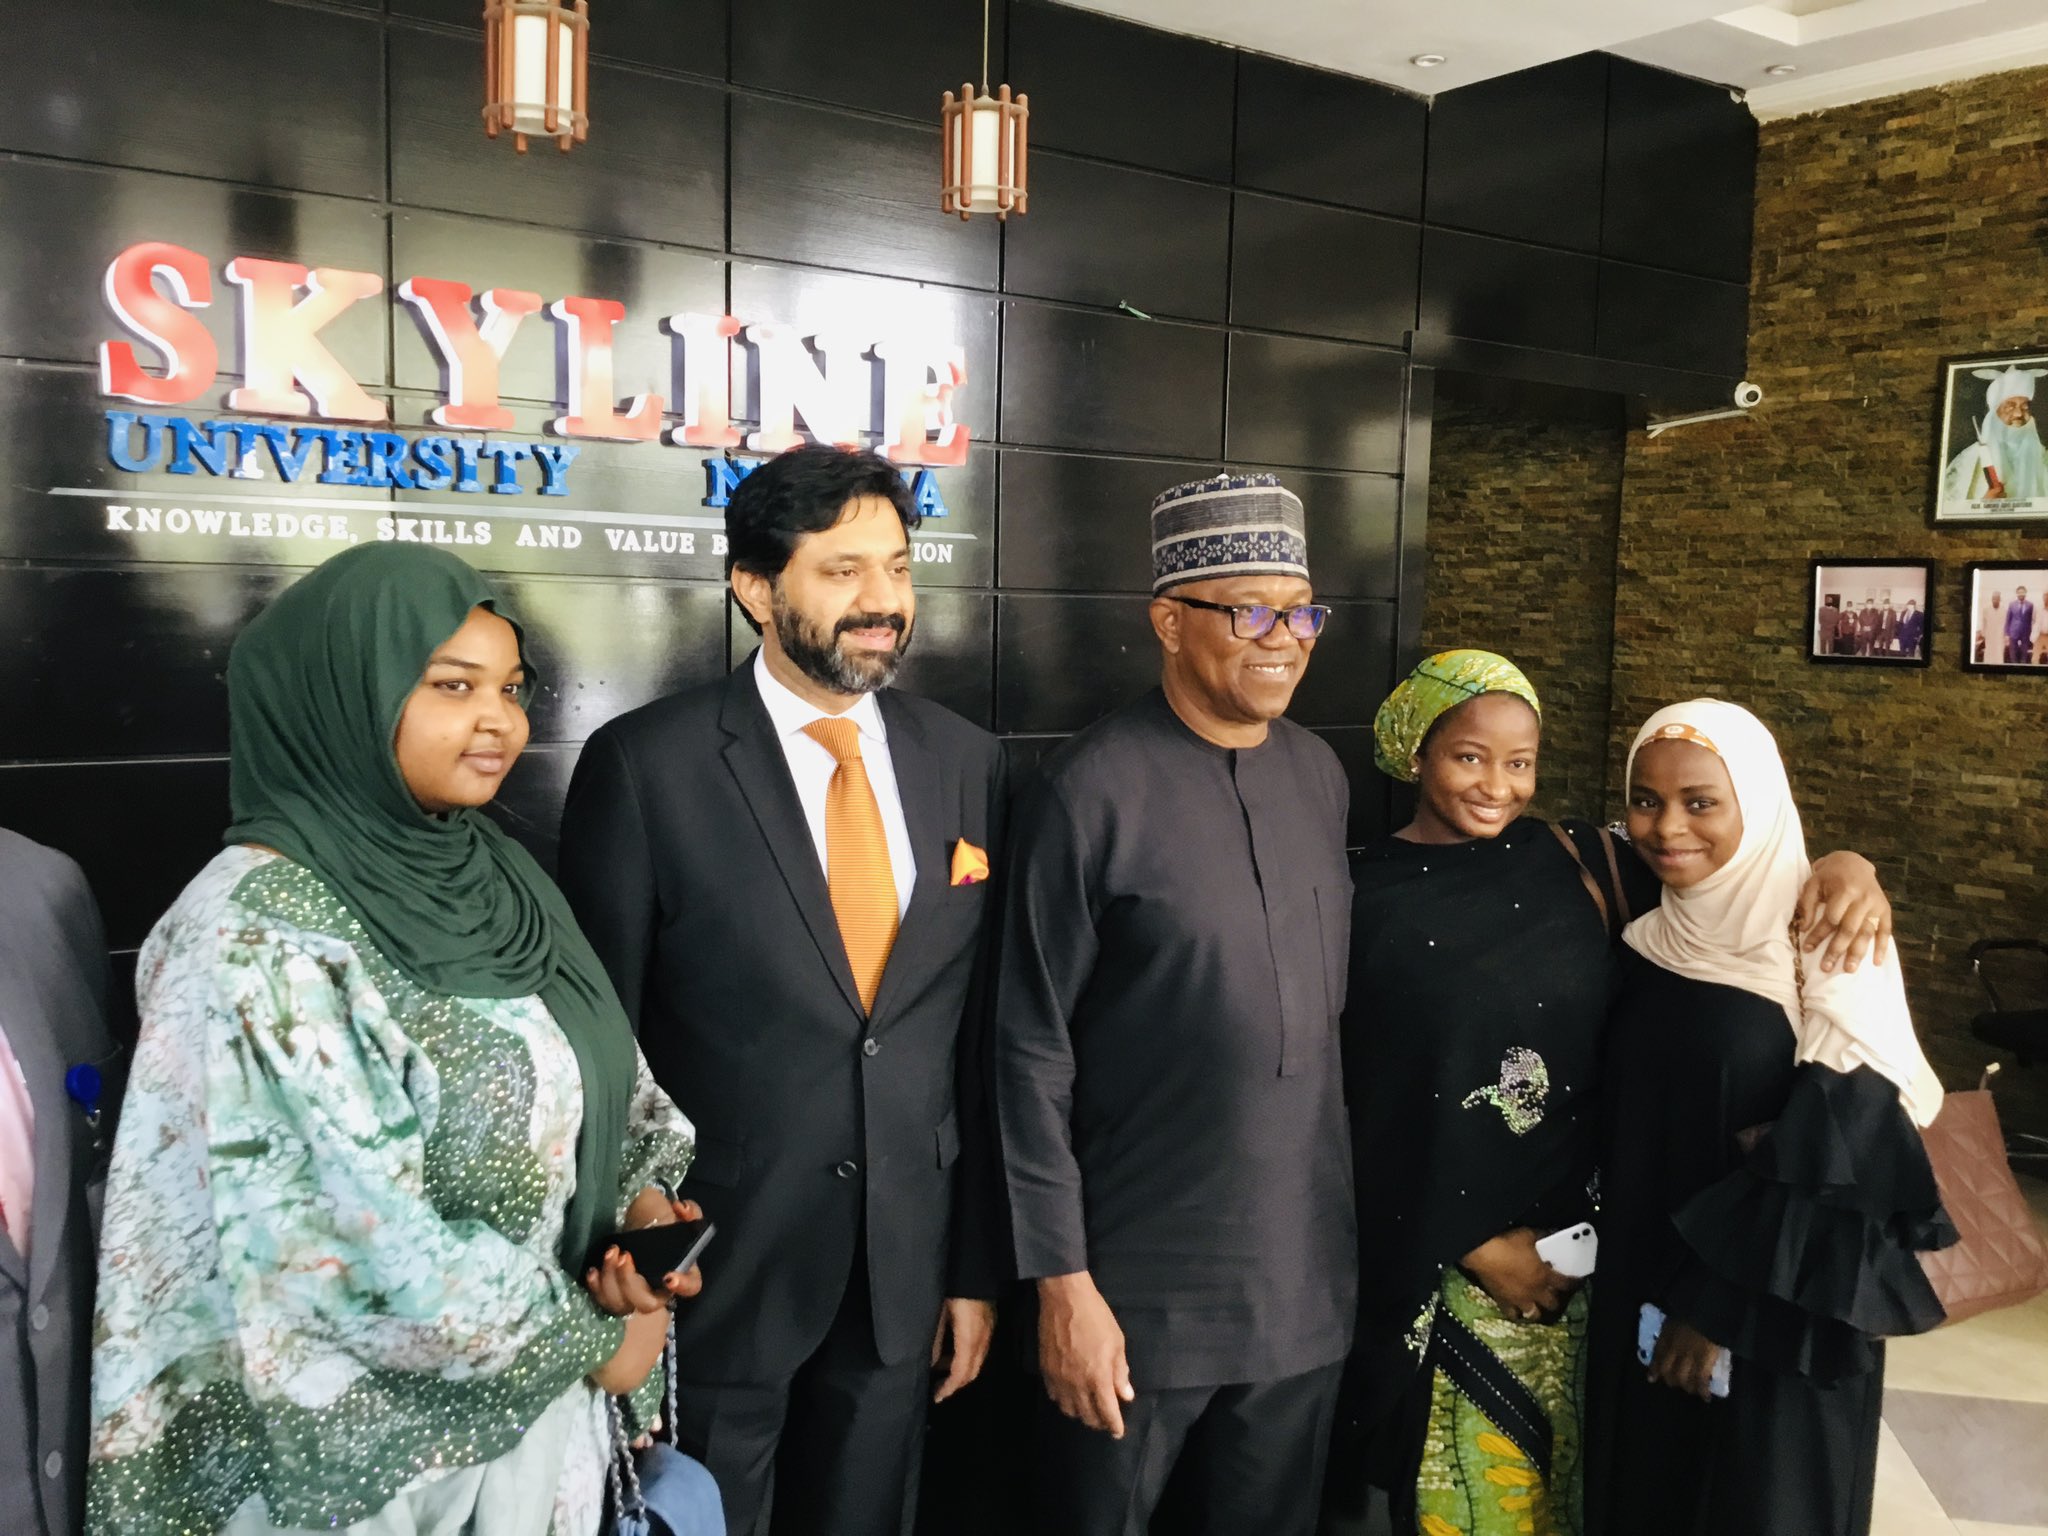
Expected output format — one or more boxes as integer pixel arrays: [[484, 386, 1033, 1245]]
[[595, 1214, 716, 1283], [1637, 1302, 1731, 1398], [1534, 1221, 1597, 1278]]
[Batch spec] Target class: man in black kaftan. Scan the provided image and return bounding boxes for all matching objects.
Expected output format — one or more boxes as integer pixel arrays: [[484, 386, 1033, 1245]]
[[994, 473, 1356, 1535]]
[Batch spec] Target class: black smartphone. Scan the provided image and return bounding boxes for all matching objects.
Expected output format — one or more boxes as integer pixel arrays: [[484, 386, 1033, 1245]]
[[596, 1215, 716, 1281]]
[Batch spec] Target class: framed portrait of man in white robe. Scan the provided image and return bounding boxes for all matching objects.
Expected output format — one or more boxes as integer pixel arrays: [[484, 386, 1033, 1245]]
[[1933, 351, 2048, 524]]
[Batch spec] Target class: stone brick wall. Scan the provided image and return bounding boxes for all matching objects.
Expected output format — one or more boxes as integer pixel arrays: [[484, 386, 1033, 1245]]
[[1422, 383, 1627, 825], [1608, 68, 2048, 1112]]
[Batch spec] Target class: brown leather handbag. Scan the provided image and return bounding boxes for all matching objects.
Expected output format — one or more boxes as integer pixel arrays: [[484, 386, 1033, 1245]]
[[1782, 937, 2048, 1329], [1915, 1065, 2048, 1326]]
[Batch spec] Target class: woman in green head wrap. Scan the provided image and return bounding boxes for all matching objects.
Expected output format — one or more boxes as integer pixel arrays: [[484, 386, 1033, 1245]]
[[87, 543, 703, 1536], [1371, 649, 1545, 837], [1334, 651, 1896, 1536]]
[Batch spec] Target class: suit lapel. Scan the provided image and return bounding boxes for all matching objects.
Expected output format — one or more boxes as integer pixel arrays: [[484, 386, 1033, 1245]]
[[865, 694, 947, 1025], [718, 666, 867, 1022]]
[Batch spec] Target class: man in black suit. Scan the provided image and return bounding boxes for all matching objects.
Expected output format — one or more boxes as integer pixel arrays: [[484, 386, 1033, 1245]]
[[558, 445, 1005, 1536], [0, 828, 123, 1536]]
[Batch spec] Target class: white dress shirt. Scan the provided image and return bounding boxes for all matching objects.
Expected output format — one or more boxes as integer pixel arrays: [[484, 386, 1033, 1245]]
[[753, 650, 916, 918]]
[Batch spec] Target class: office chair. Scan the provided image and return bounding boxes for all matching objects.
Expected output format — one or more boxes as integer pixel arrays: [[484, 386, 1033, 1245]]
[[1967, 938, 2048, 1164]]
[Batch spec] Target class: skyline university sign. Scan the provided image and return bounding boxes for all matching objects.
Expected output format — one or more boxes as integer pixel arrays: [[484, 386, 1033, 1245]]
[[72, 240, 977, 575]]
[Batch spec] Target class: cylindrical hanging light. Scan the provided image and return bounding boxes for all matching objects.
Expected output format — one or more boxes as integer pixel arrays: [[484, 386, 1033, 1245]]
[[939, 0, 1027, 219], [483, 0, 589, 154], [941, 83, 1028, 220]]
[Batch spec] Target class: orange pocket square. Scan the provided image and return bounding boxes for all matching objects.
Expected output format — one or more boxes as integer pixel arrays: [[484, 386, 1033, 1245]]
[[950, 839, 991, 886]]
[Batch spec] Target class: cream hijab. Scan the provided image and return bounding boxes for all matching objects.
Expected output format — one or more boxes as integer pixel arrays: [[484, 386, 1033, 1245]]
[[1621, 700, 1944, 1127]]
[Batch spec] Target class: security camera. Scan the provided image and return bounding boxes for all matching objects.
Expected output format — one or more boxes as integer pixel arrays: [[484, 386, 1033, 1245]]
[[1733, 381, 1763, 409]]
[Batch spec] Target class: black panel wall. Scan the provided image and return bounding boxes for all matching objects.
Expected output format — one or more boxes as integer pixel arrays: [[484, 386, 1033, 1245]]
[[1420, 48, 1757, 376], [0, 0, 1753, 978]]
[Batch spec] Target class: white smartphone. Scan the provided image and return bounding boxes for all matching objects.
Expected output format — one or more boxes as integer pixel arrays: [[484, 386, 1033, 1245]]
[[1534, 1221, 1598, 1278], [1637, 1302, 1732, 1398]]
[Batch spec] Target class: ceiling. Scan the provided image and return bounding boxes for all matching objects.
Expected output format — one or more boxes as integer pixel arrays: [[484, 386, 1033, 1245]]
[[1054, 0, 2048, 118]]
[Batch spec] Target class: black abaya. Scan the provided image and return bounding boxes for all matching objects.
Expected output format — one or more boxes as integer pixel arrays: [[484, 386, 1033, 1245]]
[[1583, 953, 1952, 1536], [1337, 819, 1656, 1527]]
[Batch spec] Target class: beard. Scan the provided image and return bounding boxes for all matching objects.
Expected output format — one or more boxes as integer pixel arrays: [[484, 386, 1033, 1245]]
[[772, 587, 913, 696], [1986, 417, 2048, 500]]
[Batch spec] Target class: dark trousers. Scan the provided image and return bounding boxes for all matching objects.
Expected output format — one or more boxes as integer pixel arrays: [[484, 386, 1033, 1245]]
[[669, 1241, 931, 1536], [1035, 1361, 1344, 1536]]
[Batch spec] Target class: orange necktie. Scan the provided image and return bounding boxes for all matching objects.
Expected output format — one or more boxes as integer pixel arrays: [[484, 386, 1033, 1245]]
[[801, 717, 900, 1012]]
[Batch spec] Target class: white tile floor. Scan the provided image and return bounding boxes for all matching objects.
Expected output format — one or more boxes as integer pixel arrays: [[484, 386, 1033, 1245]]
[[1874, 1418, 1958, 1534], [1872, 1175, 2048, 1536]]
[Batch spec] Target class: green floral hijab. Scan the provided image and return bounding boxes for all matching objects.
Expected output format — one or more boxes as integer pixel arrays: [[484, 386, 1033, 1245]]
[[224, 542, 635, 1271]]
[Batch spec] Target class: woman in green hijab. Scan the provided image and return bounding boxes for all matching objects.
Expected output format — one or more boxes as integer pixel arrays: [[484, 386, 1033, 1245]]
[[86, 544, 701, 1536]]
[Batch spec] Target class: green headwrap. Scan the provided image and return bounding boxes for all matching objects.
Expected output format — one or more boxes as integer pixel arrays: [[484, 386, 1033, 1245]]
[[1372, 649, 1542, 781], [224, 542, 637, 1273]]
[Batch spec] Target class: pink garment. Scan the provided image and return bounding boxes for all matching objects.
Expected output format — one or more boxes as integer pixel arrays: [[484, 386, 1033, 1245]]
[[0, 1024, 35, 1258]]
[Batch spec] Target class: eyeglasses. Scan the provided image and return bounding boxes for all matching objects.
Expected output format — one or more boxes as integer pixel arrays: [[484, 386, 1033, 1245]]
[[1168, 595, 1331, 640]]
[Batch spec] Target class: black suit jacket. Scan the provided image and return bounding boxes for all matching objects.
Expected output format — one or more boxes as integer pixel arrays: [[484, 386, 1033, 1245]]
[[557, 662, 1008, 1383]]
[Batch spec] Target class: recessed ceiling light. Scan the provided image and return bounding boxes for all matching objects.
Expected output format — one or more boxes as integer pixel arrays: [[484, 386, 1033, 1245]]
[[1765, 63, 1798, 76], [1410, 53, 1448, 68]]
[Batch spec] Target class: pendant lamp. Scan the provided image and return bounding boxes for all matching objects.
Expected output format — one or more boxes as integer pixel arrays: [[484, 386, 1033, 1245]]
[[940, 0, 1028, 219], [484, 0, 589, 154]]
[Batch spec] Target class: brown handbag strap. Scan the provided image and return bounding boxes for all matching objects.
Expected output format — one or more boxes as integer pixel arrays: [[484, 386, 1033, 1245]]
[[1549, 821, 1613, 938], [1599, 826, 1633, 929]]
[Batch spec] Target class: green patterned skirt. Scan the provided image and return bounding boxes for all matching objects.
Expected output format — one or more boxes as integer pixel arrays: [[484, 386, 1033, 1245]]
[[1413, 1269, 1589, 1536]]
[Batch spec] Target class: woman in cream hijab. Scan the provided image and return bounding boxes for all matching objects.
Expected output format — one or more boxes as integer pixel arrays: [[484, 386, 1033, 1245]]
[[1582, 700, 1953, 1536]]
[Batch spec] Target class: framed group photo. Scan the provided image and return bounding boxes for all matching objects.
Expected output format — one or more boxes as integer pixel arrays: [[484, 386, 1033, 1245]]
[[1963, 562, 2048, 671], [1808, 561, 1933, 666], [1933, 350, 2048, 524]]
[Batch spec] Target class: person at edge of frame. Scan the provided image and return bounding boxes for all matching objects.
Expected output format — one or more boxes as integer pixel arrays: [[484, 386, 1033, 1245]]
[[0, 827, 125, 1536]]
